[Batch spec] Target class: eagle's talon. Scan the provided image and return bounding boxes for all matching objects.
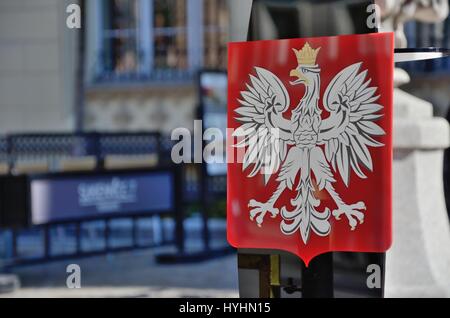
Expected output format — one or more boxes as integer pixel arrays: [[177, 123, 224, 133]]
[[332, 210, 340, 218], [248, 199, 279, 227], [256, 214, 264, 226], [333, 201, 366, 230], [349, 217, 357, 230]]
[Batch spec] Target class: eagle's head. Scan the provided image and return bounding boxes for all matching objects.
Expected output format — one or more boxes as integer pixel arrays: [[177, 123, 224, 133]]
[[290, 43, 321, 86]]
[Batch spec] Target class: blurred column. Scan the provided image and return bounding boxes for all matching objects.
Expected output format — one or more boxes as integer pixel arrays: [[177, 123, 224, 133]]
[[380, 0, 450, 298], [385, 86, 450, 297], [228, 0, 253, 42]]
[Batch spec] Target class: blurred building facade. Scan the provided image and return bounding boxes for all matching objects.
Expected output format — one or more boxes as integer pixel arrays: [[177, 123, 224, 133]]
[[0, 0, 252, 135], [0, 0, 77, 134], [0, 0, 449, 135], [84, 0, 231, 133]]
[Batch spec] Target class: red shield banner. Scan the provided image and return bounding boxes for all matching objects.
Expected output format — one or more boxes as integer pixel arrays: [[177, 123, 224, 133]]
[[227, 32, 393, 265]]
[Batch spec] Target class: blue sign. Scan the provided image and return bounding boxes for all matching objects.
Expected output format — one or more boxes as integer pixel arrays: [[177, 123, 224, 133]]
[[30, 171, 174, 225]]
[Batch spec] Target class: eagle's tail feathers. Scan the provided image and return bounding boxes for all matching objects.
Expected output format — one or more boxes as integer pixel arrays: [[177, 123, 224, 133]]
[[281, 178, 331, 244]]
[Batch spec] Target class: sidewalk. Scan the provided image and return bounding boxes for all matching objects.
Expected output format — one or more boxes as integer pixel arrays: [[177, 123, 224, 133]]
[[1, 247, 239, 298]]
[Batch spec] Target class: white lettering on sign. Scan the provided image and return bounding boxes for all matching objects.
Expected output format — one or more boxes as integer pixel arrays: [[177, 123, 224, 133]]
[[77, 178, 138, 212]]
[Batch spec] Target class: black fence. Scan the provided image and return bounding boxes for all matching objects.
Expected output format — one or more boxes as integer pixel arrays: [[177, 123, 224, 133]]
[[0, 132, 193, 267], [0, 132, 229, 267], [1, 166, 183, 267], [0, 131, 221, 204], [3, 132, 162, 169]]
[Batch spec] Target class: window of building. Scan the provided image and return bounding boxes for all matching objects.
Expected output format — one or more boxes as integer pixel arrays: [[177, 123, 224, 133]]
[[153, 0, 188, 70], [203, 0, 229, 69], [95, 0, 229, 83], [101, 0, 140, 75]]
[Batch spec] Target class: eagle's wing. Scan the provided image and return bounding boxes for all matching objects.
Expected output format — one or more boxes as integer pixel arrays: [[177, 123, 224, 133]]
[[233, 67, 292, 184], [318, 62, 385, 186]]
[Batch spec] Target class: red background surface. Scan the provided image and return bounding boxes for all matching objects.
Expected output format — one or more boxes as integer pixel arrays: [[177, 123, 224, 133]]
[[227, 32, 394, 265]]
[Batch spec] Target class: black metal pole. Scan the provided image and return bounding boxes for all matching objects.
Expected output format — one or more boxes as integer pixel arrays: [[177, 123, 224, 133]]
[[301, 252, 334, 298], [197, 101, 211, 252], [368, 252, 386, 298], [380, 253, 386, 298], [132, 216, 139, 248], [43, 225, 51, 260], [199, 164, 211, 251], [75, 222, 82, 255], [11, 229, 17, 260], [174, 165, 185, 253], [104, 218, 110, 251], [74, 0, 86, 133]]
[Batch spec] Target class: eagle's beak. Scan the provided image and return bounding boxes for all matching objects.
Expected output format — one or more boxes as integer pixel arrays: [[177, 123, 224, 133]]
[[290, 68, 307, 85]]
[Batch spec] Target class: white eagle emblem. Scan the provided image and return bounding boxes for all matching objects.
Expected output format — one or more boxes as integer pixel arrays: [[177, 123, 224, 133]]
[[233, 43, 385, 244]]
